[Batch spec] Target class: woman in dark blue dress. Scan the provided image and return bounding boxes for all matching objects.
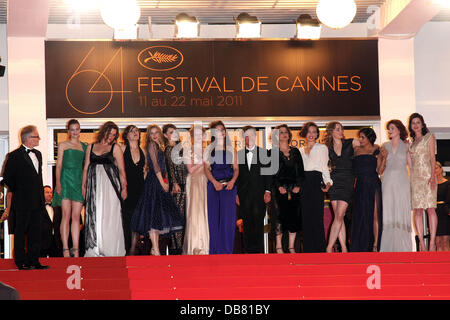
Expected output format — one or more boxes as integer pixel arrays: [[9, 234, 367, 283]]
[[351, 128, 384, 252], [131, 124, 184, 256], [204, 121, 239, 254]]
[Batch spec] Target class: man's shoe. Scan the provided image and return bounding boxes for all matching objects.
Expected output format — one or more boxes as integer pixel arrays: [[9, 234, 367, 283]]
[[17, 264, 31, 270], [31, 263, 50, 270]]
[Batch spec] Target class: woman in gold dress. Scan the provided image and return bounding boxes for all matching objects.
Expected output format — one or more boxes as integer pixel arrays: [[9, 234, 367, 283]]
[[408, 113, 438, 251]]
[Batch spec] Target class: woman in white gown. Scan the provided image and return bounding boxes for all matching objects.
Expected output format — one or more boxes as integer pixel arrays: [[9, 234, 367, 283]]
[[183, 125, 209, 255], [82, 121, 128, 257], [380, 120, 412, 252]]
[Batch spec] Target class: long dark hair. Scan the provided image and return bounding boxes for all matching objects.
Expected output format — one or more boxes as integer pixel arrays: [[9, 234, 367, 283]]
[[209, 120, 228, 146], [358, 127, 377, 146], [96, 121, 119, 144], [162, 124, 178, 147], [408, 113, 429, 141], [122, 125, 140, 147]]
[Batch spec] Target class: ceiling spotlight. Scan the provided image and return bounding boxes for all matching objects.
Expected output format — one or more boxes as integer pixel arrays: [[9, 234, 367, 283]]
[[100, 0, 141, 39], [316, 0, 357, 29], [235, 13, 261, 38], [296, 14, 322, 40], [175, 13, 200, 38]]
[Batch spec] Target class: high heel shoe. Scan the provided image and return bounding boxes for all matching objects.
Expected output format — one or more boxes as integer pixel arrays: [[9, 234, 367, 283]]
[[275, 247, 283, 254], [151, 248, 160, 256], [63, 248, 71, 258], [288, 247, 296, 254], [70, 248, 79, 257], [372, 245, 378, 252]]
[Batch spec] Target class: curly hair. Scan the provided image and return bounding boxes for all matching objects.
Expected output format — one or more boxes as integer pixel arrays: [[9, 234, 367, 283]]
[[122, 125, 140, 147], [299, 122, 319, 140], [386, 119, 408, 141], [96, 121, 119, 144], [323, 121, 344, 149], [408, 113, 429, 141], [273, 124, 292, 146]]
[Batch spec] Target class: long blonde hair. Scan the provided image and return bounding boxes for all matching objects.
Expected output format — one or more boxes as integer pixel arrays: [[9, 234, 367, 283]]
[[145, 124, 164, 151], [324, 121, 345, 149]]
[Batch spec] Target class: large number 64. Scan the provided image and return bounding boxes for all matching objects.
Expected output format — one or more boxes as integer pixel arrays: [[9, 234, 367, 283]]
[[65, 47, 131, 115]]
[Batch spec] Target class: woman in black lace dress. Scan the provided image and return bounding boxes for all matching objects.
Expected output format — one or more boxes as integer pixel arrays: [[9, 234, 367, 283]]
[[163, 124, 188, 255]]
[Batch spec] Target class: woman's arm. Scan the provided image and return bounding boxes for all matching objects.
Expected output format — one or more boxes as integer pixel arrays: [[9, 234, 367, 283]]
[[225, 147, 239, 190], [428, 134, 437, 190], [149, 142, 169, 192], [113, 144, 128, 200], [375, 145, 384, 175], [81, 144, 92, 199], [378, 143, 388, 176], [55, 142, 66, 195], [165, 147, 180, 193], [320, 145, 332, 192], [203, 145, 223, 191]]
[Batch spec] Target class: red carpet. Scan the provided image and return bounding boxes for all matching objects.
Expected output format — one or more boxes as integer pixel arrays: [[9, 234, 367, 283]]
[[1, 252, 449, 300]]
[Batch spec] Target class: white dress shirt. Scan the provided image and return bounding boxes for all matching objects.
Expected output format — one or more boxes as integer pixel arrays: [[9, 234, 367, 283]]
[[46, 204, 54, 223], [246, 145, 256, 170], [300, 143, 333, 186], [23, 144, 39, 173]]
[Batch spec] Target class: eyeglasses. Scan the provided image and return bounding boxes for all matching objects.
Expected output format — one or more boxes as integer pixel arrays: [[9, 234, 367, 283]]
[[30, 136, 40, 139]]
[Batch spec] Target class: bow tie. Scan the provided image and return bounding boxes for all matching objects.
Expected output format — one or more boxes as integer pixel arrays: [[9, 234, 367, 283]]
[[45, 203, 52, 206], [246, 148, 255, 154], [26, 149, 37, 154]]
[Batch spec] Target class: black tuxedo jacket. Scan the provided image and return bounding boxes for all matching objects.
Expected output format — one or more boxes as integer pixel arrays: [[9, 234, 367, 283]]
[[41, 205, 63, 256], [2, 146, 45, 215], [236, 147, 272, 212]]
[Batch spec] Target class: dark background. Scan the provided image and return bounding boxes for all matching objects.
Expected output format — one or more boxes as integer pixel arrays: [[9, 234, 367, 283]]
[[45, 39, 380, 118]]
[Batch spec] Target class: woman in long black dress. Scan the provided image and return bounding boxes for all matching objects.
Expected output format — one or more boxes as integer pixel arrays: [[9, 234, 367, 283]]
[[324, 121, 359, 253], [120, 125, 145, 255], [299, 122, 332, 253], [272, 124, 305, 253], [351, 127, 384, 252], [163, 124, 188, 255], [435, 162, 450, 251]]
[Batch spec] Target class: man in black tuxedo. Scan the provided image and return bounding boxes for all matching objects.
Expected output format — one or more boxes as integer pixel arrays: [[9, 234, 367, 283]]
[[236, 126, 272, 253], [2, 125, 49, 270], [41, 185, 63, 257]]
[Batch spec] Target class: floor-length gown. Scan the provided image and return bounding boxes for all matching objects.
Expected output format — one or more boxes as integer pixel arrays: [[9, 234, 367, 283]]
[[165, 145, 188, 254], [84, 143, 126, 257], [131, 141, 184, 237], [380, 141, 412, 252], [183, 153, 209, 255], [207, 148, 237, 254], [122, 145, 145, 254], [350, 149, 383, 252]]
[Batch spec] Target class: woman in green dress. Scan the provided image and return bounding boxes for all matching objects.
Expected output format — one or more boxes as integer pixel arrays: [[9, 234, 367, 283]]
[[53, 119, 87, 257]]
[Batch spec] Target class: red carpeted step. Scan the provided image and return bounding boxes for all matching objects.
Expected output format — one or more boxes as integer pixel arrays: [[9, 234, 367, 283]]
[[20, 289, 132, 300]]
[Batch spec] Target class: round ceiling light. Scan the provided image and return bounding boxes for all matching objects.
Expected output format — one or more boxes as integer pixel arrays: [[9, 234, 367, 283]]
[[100, 0, 141, 30], [316, 0, 357, 29]]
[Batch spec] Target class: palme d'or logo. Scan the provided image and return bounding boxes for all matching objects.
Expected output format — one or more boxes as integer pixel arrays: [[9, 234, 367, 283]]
[[138, 46, 184, 71]]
